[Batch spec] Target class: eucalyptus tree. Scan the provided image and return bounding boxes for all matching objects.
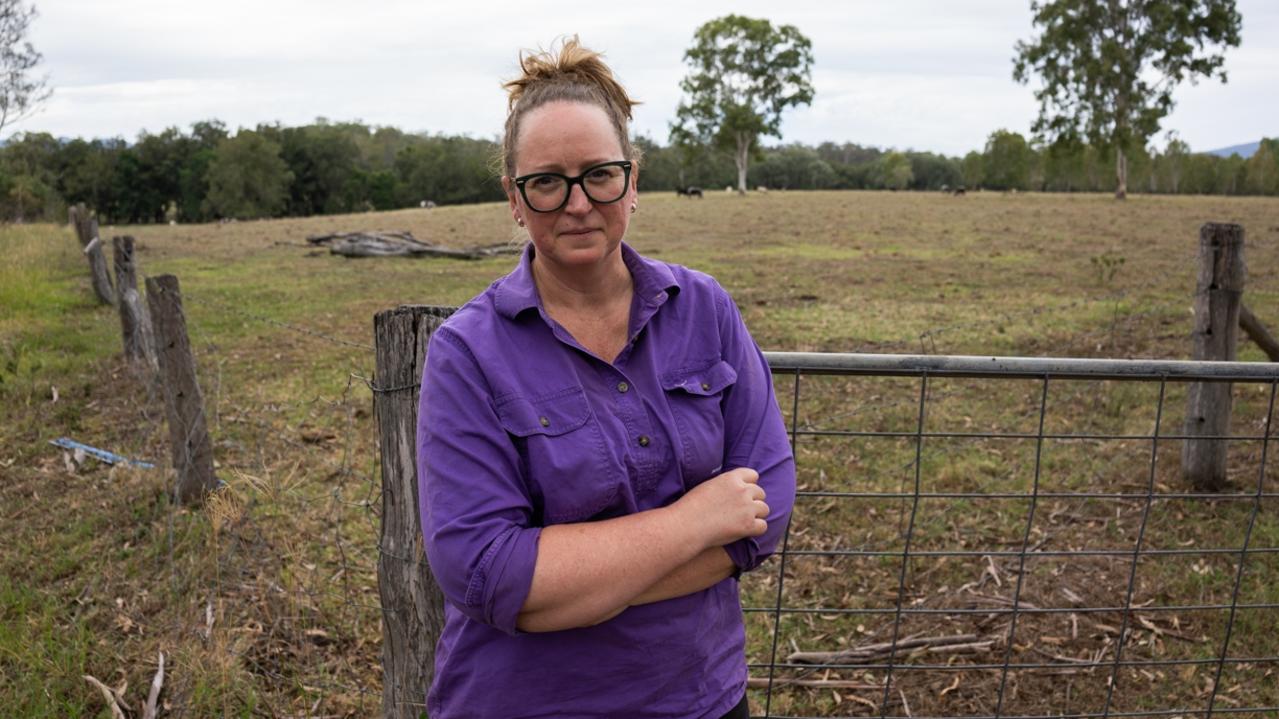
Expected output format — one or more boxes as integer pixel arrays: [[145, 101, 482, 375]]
[[670, 15, 814, 194], [0, 0, 50, 136], [1014, 0, 1241, 199]]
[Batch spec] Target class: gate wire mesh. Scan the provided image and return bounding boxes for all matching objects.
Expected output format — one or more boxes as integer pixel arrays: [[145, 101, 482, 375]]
[[746, 352, 1279, 719]]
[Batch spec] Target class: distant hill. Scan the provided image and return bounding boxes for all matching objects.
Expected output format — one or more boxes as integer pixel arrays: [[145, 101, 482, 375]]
[[1203, 141, 1260, 158]]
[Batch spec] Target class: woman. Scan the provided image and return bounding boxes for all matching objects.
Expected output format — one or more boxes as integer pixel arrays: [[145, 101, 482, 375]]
[[416, 37, 795, 719]]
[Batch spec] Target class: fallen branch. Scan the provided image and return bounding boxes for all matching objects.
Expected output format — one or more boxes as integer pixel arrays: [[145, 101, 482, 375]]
[[788, 633, 982, 664], [83, 675, 128, 719], [306, 231, 520, 260], [143, 651, 165, 719], [1031, 647, 1098, 666], [747, 677, 882, 690], [1240, 304, 1279, 362]]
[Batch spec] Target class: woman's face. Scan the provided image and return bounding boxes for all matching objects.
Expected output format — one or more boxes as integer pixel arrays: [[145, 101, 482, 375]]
[[503, 101, 637, 272]]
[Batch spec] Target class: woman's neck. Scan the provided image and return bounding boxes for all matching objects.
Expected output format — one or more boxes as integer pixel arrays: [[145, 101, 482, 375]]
[[531, 247, 633, 315]]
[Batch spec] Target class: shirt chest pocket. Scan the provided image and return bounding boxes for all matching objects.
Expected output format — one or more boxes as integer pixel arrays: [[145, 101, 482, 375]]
[[661, 360, 738, 488], [495, 387, 620, 525]]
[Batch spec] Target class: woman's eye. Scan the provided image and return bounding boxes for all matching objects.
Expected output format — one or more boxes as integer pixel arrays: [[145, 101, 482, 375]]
[[529, 176, 561, 190]]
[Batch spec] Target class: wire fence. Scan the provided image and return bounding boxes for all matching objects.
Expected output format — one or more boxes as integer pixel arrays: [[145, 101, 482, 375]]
[[61, 259, 1278, 718], [745, 353, 1279, 719]]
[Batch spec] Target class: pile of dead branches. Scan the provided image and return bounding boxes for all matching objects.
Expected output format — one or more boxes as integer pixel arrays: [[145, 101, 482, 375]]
[[305, 231, 520, 260]]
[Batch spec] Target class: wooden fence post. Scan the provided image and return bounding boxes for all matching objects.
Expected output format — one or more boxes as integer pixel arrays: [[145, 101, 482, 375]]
[[145, 274, 218, 505], [1183, 223, 1246, 491], [69, 203, 116, 306], [373, 305, 453, 719], [113, 236, 157, 371]]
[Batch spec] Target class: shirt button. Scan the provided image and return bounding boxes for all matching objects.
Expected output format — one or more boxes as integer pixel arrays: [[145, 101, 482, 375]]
[[637, 435, 650, 447], [617, 381, 629, 393], [539, 416, 550, 427], [701, 382, 711, 391]]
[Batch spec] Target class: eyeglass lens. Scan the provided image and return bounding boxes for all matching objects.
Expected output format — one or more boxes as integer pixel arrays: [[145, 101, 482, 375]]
[[523, 164, 628, 211]]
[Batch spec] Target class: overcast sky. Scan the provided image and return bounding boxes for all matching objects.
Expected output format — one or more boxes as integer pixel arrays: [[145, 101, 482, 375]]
[[18, 0, 1279, 156]]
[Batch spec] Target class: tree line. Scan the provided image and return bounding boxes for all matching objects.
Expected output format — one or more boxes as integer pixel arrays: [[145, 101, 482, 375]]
[[2, 120, 1277, 224]]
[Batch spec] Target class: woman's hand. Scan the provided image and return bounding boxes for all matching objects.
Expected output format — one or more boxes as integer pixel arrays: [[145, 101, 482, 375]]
[[675, 467, 769, 549]]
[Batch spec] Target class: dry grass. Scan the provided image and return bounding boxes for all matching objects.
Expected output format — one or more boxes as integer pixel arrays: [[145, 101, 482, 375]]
[[2, 190, 1278, 717]]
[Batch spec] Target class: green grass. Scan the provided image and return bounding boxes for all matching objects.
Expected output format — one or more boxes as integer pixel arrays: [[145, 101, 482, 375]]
[[3, 191, 1278, 716]]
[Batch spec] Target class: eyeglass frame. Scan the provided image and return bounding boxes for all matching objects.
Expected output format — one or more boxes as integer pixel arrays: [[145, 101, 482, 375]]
[[512, 160, 634, 213]]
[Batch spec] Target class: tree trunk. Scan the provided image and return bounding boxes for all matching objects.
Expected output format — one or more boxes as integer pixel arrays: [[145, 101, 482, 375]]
[[735, 132, 750, 195], [1114, 147, 1128, 200]]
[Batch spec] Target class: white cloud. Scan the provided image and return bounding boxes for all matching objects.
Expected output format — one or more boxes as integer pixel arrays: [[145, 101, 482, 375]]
[[15, 0, 1277, 154]]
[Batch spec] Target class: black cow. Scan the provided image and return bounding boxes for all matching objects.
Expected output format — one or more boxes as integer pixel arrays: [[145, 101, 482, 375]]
[[676, 186, 704, 199]]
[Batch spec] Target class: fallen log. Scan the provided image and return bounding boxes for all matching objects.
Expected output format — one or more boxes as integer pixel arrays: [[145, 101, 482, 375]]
[[306, 231, 520, 260]]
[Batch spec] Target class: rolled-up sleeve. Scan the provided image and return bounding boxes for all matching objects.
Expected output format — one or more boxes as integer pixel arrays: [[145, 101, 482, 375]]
[[417, 327, 540, 635], [715, 288, 796, 574]]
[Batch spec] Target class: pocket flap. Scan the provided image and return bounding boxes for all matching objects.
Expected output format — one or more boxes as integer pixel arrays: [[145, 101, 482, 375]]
[[495, 388, 591, 437], [661, 360, 738, 396]]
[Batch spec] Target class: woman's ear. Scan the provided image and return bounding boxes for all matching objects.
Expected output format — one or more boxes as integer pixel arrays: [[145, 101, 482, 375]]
[[502, 176, 519, 213]]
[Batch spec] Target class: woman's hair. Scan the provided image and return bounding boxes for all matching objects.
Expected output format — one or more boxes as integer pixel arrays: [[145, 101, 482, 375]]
[[501, 36, 641, 178]]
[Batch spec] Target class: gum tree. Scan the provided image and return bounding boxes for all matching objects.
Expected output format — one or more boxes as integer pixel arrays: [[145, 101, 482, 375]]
[[0, 0, 51, 136], [1014, 0, 1241, 199], [671, 15, 814, 194]]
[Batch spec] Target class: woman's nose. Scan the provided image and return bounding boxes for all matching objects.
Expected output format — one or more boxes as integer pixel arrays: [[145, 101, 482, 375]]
[[564, 182, 593, 214]]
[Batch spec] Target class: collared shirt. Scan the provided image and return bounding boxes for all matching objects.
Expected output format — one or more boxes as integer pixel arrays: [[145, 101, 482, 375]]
[[416, 242, 796, 719]]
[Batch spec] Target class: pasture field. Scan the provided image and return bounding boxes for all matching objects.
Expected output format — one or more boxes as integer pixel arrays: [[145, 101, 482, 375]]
[[2, 190, 1278, 717]]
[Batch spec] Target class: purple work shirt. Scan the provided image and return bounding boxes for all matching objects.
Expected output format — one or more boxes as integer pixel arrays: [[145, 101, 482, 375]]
[[416, 242, 795, 718]]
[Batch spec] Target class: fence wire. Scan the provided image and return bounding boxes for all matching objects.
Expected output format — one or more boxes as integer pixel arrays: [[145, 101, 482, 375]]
[[95, 280, 1279, 718], [746, 352, 1279, 719]]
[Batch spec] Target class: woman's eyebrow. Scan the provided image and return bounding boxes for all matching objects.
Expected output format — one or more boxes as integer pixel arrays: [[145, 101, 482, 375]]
[[525, 158, 617, 175]]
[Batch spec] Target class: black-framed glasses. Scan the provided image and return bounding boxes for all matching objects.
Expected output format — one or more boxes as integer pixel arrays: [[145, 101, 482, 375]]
[[513, 160, 633, 213]]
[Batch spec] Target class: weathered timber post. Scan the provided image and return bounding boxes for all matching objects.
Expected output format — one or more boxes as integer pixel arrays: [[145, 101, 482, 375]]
[[1239, 304, 1279, 362], [1183, 223, 1246, 491], [113, 236, 157, 371], [374, 305, 453, 719], [69, 203, 116, 306], [146, 274, 217, 505]]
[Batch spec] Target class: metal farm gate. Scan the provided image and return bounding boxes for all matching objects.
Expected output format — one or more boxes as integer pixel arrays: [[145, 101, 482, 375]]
[[746, 352, 1279, 719]]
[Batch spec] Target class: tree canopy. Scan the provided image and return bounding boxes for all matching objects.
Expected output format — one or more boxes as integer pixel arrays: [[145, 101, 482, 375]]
[[670, 15, 814, 194], [0, 0, 50, 136], [1013, 0, 1241, 199]]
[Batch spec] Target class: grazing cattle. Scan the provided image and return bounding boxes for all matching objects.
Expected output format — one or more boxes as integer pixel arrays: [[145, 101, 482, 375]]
[[756, 185, 769, 193], [676, 186, 704, 199], [952, 185, 966, 196], [420, 200, 438, 209]]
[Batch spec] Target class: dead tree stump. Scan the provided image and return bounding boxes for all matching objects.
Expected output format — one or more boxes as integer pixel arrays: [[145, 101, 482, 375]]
[[146, 274, 217, 505], [1183, 223, 1246, 491], [373, 305, 453, 719], [113, 236, 157, 371], [69, 203, 116, 306]]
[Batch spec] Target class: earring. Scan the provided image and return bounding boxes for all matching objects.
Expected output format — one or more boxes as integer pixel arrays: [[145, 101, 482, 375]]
[[630, 204, 637, 214], [516, 217, 525, 227]]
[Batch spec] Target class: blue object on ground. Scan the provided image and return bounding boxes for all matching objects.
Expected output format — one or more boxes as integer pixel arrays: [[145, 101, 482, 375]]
[[49, 437, 156, 469]]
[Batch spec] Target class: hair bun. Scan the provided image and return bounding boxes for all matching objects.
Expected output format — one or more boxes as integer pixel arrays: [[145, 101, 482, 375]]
[[504, 35, 637, 120], [499, 36, 642, 177]]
